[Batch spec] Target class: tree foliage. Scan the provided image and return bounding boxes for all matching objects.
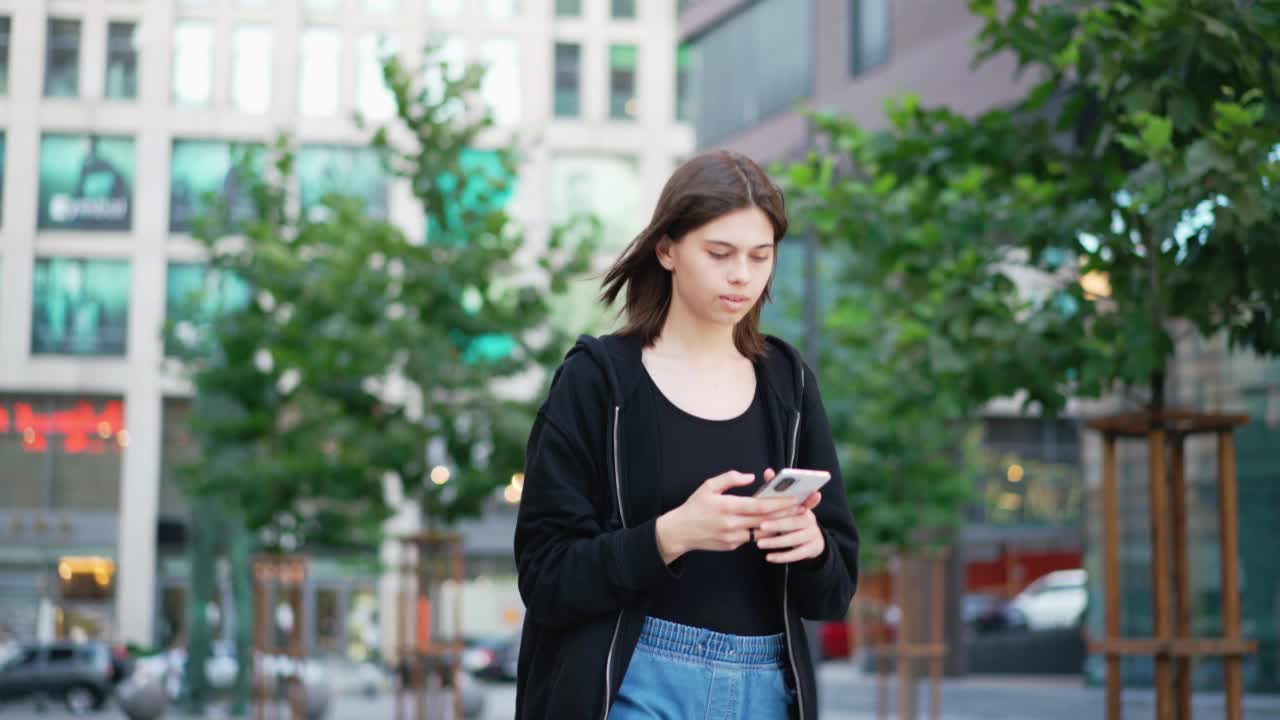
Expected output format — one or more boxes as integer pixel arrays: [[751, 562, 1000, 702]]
[[169, 46, 597, 550]]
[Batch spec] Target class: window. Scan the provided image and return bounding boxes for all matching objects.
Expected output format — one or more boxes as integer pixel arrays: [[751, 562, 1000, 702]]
[[231, 26, 272, 114], [553, 42, 580, 118], [44, 19, 81, 98], [611, 0, 636, 19], [851, 0, 890, 75], [104, 22, 139, 100], [31, 260, 131, 357], [480, 39, 520, 126], [486, 0, 518, 18], [690, 0, 812, 144], [676, 44, 692, 122], [363, 0, 400, 11], [358, 33, 398, 121], [608, 44, 637, 120], [0, 17, 10, 96], [172, 21, 213, 107], [304, 0, 340, 11], [37, 134, 136, 232], [423, 33, 465, 102], [428, 0, 463, 16], [297, 145, 389, 222], [549, 154, 643, 251], [554, 0, 581, 17], [300, 28, 341, 117], [165, 263, 251, 357], [169, 139, 264, 233]]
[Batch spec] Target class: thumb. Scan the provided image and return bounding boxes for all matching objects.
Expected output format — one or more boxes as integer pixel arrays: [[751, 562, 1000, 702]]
[[703, 470, 755, 494]]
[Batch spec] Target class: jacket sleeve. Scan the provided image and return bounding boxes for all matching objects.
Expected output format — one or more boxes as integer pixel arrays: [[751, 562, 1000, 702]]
[[788, 363, 860, 621], [514, 359, 675, 628]]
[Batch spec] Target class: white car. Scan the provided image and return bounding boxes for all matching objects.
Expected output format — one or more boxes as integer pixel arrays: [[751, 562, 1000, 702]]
[[1008, 569, 1088, 631]]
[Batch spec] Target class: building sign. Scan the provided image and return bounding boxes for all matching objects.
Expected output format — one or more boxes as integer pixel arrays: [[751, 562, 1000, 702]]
[[37, 134, 135, 231], [298, 144, 389, 222], [169, 139, 264, 233], [0, 398, 126, 454], [31, 258, 131, 356]]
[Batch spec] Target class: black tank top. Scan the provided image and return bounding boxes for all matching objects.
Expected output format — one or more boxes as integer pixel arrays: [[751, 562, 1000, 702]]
[[643, 367, 784, 636]]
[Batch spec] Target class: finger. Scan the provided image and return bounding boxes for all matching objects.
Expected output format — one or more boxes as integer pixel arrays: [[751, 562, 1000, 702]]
[[758, 510, 815, 535], [720, 494, 800, 516], [719, 530, 751, 549], [759, 504, 806, 522], [755, 527, 816, 550], [801, 491, 822, 511], [703, 470, 755, 494], [766, 539, 824, 564], [762, 468, 776, 483]]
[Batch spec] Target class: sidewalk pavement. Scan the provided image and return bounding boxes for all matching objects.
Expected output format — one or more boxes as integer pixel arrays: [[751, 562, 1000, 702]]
[[817, 662, 1280, 719]]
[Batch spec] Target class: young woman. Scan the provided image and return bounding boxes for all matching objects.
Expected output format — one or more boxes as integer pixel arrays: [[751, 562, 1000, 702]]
[[514, 150, 859, 720]]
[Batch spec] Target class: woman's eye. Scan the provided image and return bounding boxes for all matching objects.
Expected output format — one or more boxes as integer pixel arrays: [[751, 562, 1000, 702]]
[[709, 252, 730, 259], [751, 255, 772, 263]]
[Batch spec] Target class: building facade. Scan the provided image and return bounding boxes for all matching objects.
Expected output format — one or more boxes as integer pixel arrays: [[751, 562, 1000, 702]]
[[0, 0, 691, 650]]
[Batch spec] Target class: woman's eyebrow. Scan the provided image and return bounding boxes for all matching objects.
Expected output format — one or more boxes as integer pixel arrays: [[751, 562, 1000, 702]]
[[705, 239, 775, 251]]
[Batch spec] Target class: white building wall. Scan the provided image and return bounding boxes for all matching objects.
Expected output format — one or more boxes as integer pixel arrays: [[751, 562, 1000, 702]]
[[0, 0, 692, 646]]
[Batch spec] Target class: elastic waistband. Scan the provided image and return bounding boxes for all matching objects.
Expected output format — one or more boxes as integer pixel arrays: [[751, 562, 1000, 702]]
[[638, 616, 784, 666]]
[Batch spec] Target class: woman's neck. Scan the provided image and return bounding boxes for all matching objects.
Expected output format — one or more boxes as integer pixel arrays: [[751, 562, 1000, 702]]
[[649, 297, 740, 365]]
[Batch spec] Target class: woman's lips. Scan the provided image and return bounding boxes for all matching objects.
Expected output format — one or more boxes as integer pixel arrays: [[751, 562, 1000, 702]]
[[719, 294, 750, 309]]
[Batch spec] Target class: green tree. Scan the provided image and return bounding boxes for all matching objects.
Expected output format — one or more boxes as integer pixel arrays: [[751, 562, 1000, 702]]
[[173, 47, 595, 548], [166, 47, 595, 711], [969, 0, 1280, 410]]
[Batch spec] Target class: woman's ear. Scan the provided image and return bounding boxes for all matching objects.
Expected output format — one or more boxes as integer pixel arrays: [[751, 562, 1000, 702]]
[[655, 235, 676, 271]]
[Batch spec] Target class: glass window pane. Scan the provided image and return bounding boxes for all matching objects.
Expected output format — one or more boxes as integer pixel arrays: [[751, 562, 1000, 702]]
[[300, 28, 341, 117], [358, 32, 398, 121], [611, 0, 636, 19], [690, 0, 811, 145], [37, 134, 136, 232], [554, 0, 581, 17], [44, 19, 81, 98], [480, 38, 520, 126], [553, 42, 580, 117], [676, 44, 692, 122], [428, 0, 463, 16], [232, 26, 272, 114], [423, 33, 465, 102], [31, 259, 131, 357], [297, 145, 389, 222], [608, 44, 637, 120], [172, 21, 213, 107], [168, 139, 265, 233], [853, 0, 890, 74], [486, 0, 518, 18], [0, 17, 11, 96], [549, 154, 643, 251], [105, 22, 139, 100]]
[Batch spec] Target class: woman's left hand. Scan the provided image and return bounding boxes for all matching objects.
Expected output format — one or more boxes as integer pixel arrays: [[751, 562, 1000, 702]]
[[754, 468, 825, 563]]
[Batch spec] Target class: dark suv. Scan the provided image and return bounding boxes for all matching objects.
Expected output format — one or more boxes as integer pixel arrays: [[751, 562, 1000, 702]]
[[0, 641, 116, 714]]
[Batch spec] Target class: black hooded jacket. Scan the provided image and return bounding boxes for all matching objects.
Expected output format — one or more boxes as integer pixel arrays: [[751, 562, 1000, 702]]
[[514, 333, 860, 720]]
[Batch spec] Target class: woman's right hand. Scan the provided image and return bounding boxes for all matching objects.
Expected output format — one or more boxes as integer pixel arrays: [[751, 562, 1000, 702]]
[[655, 470, 800, 564]]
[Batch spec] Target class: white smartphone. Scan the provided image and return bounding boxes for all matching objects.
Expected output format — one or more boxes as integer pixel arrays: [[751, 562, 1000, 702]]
[[752, 468, 831, 500]]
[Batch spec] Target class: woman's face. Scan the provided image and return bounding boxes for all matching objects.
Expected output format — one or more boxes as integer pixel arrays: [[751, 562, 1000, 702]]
[[657, 206, 776, 327]]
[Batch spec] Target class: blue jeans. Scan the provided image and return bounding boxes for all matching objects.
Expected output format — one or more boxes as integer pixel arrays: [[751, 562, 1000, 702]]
[[609, 616, 794, 719]]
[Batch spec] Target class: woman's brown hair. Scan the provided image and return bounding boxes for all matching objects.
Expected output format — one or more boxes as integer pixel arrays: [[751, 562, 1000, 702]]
[[600, 150, 788, 361]]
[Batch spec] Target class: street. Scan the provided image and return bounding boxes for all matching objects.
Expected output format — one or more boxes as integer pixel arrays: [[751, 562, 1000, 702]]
[[5, 664, 1280, 719]]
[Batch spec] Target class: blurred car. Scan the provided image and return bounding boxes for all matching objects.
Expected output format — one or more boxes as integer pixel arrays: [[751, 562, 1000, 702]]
[[1008, 569, 1087, 631], [462, 635, 518, 682], [0, 641, 117, 714]]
